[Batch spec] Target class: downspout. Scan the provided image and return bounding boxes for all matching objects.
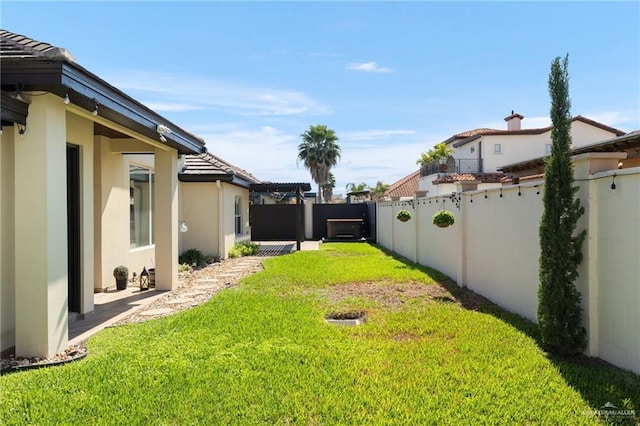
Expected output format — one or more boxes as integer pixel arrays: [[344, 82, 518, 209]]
[[216, 180, 224, 258]]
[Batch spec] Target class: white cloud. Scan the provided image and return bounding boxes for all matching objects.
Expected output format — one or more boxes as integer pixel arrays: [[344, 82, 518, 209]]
[[346, 61, 393, 74], [194, 124, 427, 196], [105, 70, 331, 116], [582, 111, 639, 130], [142, 102, 203, 112], [341, 129, 416, 141]]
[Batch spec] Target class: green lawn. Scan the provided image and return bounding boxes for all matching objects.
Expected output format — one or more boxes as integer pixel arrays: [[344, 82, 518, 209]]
[[1, 243, 638, 424]]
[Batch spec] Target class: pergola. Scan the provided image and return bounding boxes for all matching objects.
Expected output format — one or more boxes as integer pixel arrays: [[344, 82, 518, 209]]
[[250, 182, 311, 250]]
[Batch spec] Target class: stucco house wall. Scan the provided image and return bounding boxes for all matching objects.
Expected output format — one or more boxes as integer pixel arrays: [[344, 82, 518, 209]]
[[0, 125, 16, 355], [180, 182, 221, 258], [179, 182, 251, 260], [0, 29, 207, 358]]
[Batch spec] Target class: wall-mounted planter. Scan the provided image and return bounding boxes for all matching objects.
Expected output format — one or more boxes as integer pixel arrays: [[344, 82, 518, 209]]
[[396, 210, 412, 222], [432, 210, 455, 228]]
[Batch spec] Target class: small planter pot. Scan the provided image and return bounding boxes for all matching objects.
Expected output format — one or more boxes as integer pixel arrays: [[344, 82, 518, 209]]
[[436, 223, 450, 228], [116, 278, 127, 291]]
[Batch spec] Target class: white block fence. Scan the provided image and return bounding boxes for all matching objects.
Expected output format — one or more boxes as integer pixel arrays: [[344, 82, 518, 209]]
[[377, 153, 640, 374]]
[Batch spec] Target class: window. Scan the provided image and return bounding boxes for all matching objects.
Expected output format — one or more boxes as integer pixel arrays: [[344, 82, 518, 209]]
[[130, 165, 154, 248], [545, 144, 552, 154], [234, 196, 242, 235], [494, 143, 502, 153]]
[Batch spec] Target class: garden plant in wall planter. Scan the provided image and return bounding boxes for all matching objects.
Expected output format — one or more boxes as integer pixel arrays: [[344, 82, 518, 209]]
[[396, 209, 412, 222], [432, 210, 455, 228]]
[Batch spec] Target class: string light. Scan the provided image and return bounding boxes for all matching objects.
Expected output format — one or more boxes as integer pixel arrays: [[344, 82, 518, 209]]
[[92, 99, 99, 116], [64, 93, 70, 105]]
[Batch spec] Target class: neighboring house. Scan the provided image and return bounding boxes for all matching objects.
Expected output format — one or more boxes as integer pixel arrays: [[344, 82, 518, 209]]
[[178, 153, 261, 259], [498, 129, 640, 180], [346, 190, 371, 204], [384, 170, 421, 201], [0, 30, 206, 358], [419, 112, 626, 195]]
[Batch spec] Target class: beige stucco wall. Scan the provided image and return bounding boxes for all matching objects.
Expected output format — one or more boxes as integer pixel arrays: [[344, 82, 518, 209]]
[[483, 133, 551, 173], [0, 127, 16, 354], [14, 94, 69, 357], [94, 136, 131, 291], [66, 112, 95, 313], [95, 142, 160, 290], [571, 121, 622, 149], [179, 181, 250, 260], [180, 182, 220, 258]]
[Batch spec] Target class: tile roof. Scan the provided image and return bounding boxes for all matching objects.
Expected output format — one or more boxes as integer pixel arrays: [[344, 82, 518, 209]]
[[385, 170, 421, 199], [0, 29, 75, 61], [179, 152, 261, 186], [451, 116, 626, 148], [433, 173, 510, 184]]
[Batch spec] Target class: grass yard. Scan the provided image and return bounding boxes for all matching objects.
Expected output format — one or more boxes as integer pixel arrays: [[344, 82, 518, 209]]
[[1, 243, 638, 424]]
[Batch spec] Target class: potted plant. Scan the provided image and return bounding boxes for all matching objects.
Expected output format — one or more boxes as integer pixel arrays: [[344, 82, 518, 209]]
[[396, 209, 412, 222], [429, 142, 455, 172], [432, 210, 455, 228], [113, 265, 129, 291]]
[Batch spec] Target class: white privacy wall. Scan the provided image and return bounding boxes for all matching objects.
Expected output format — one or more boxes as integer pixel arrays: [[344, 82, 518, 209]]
[[593, 169, 640, 373], [377, 155, 639, 374]]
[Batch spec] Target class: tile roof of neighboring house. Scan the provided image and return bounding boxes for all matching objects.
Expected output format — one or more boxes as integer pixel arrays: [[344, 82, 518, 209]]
[[450, 116, 626, 148], [179, 152, 261, 188], [385, 170, 421, 199], [433, 173, 510, 184], [447, 128, 498, 141]]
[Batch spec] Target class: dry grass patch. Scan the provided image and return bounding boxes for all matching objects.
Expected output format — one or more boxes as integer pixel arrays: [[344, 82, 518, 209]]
[[321, 280, 489, 311]]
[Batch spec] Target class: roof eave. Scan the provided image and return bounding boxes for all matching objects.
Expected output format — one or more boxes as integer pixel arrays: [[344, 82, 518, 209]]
[[1, 59, 206, 155]]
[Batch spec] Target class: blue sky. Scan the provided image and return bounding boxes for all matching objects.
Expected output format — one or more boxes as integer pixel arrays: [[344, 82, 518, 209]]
[[2, 1, 639, 195]]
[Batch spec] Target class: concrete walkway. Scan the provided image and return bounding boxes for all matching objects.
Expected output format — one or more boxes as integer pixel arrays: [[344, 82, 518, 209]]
[[68, 240, 321, 346]]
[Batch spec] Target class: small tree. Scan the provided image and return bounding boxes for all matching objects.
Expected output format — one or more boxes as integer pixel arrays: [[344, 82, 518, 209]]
[[368, 181, 389, 201], [322, 172, 336, 203], [537, 54, 587, 356]]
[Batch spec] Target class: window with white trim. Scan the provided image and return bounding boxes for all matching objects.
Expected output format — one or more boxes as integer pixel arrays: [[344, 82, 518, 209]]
[[234, 196, 242, 235], [494, 143, 502, 153], [130, 165, 154, 248]]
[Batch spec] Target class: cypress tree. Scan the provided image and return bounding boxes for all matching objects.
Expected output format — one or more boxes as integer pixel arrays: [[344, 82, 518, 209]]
[[537, 54, 587, 356]]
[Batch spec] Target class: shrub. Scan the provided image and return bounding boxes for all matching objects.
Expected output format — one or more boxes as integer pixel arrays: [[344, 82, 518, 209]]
[[179, 248, 207, 267], [178, 263, 192, 273], [228, 242, 260, 258], [113, 265, 128, 280]]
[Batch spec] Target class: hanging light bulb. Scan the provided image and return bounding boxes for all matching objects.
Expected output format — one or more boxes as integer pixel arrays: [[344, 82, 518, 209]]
[[64, 93, 70, 104], [92, 99, 99, 116]]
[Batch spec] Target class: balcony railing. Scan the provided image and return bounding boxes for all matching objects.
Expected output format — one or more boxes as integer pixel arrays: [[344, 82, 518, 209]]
[[419, 158, 483, 177]]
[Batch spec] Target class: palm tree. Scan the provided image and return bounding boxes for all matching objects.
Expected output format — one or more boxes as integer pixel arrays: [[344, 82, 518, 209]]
[[298, 125, 341, 203], [322, 173, 336, 203], [345, 182, 368, 193], [369, 181, 390, 201]]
